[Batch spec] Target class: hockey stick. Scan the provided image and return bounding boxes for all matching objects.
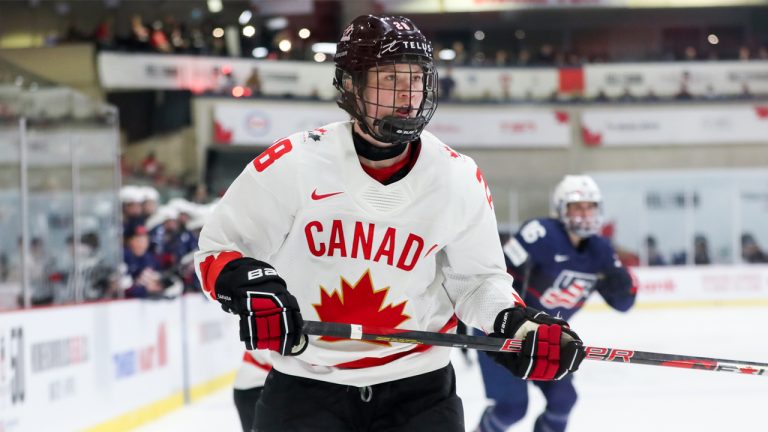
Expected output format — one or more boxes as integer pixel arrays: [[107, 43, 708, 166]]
[[303, 320, 768, 377]]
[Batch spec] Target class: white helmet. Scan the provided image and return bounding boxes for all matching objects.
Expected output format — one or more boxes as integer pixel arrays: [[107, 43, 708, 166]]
[[551, 175, 603, 238]]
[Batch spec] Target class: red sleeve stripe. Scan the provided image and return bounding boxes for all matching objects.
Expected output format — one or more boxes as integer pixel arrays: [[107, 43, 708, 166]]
[[198, 251, 243, 298]]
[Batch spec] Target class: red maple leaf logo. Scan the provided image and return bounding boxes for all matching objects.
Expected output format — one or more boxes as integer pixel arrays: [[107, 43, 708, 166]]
[[313, 271, 409, 345], [443, 145, 460, 158]]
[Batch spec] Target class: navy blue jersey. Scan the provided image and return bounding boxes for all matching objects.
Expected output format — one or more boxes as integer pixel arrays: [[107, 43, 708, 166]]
[[503, 218, 634, 321]]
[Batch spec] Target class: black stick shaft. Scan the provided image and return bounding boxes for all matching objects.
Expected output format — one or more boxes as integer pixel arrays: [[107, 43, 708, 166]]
[[303, 320, 768, 377]]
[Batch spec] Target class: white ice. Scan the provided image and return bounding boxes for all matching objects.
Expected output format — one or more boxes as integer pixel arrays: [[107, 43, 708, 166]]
[[136, 306, 768, 431]]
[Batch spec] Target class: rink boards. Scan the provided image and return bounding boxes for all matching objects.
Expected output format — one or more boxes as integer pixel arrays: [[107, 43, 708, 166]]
[[0, 294, 242, 432], [1, 265, 767, 431]]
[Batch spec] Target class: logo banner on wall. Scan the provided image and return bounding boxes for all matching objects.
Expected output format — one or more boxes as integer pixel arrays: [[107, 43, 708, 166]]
[[581, 105, 768, 146], [584, 61, 768, 99], [97, 53, 561, 101], [377, 0, 628, 13], [213, 101, 571, 148], [213, 102, 348, 145]]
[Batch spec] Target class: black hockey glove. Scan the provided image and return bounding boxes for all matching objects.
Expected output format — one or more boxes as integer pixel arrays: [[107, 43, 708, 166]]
[[487, 306, 585, 381], [597, 265, 637, 312], [215, 258, 307, 356]]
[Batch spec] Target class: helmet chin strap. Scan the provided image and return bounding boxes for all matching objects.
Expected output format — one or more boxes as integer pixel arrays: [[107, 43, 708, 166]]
[[352, 129, 408, 161], [353, 118, 416, 161]]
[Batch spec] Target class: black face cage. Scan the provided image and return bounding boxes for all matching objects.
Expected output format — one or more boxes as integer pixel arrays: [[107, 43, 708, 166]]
[[335, 57, 438, 145]]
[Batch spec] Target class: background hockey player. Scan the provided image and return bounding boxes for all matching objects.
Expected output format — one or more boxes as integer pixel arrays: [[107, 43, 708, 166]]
[[475, 175, 637, 432], [233, 350, 272, 432], [195, 15, 585, 432]]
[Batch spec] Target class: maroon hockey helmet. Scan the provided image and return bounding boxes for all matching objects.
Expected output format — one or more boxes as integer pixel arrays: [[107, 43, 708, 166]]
[[333, 15, 438, 145]]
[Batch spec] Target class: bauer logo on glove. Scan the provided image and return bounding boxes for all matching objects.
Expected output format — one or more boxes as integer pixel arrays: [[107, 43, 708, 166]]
[[488, 306, 586, 381]]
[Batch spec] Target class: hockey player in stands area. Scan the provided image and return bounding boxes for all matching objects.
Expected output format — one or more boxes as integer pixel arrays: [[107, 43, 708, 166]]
[[476, 175, 637, 432], [195, 15, 585, 431]]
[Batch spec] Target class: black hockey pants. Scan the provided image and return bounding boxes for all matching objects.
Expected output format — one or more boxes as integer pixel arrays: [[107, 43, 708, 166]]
[[252, 364, 464, 432]]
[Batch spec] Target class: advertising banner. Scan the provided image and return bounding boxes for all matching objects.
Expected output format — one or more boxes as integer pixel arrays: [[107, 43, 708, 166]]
[[632, 265, 768, 304], [580, 105, 768, 146], [584, 61, 768, 99], [213, 100, 571, 148], [97, 53, 560, 101], [183, 294, 242, 388], [0, 297, 246, 432]]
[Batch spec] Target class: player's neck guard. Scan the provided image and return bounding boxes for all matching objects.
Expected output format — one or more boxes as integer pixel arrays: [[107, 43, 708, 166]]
[[352, 129, 410, 161]]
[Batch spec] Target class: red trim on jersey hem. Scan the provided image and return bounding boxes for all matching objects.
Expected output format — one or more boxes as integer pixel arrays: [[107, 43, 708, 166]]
[[333, 315, 458, 370], [198, 251, 244, 298], [243, 352, 273, 372]]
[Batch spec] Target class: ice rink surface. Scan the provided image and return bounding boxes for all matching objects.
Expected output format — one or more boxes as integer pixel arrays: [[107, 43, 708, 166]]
[[137, 305, 768, 432]]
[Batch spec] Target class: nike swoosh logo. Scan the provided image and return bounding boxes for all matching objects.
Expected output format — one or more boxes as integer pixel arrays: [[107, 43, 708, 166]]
[[554, 254, 570, 262], [311, 189, 343, 200]]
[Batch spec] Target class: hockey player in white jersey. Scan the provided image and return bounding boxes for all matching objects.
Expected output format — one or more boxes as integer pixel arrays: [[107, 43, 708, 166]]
[[233, 350, 272, 432], [195, 14, 585, 431]]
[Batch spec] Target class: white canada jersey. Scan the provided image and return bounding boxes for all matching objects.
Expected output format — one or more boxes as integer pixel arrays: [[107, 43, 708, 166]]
[[233, 350, 272, 390], [195, 121, 520, 387]]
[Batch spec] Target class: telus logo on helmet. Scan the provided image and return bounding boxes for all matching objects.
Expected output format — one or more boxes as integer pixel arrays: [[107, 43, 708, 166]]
[[378, 40, 432, 56]]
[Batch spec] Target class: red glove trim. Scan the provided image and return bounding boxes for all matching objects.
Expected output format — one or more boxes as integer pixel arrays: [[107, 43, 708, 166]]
[[529, 324, 562, 381], [198, 251, 243, 299]]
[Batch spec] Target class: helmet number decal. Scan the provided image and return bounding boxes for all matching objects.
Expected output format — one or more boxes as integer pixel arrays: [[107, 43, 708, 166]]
[[392, 20, 411, 31], [252, 138, 293, 173]]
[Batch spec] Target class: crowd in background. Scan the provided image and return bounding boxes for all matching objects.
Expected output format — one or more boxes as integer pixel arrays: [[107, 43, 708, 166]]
[[53, 13, 768, 66], [118, 184, 216, 300]]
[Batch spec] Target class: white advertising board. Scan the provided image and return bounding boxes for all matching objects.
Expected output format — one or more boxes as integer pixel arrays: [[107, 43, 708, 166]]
[[584, 61, 768, 99], [633, 265, 768, 304], [581, 105, 768, 146], [213, 100, 571, 148], [0, 296, 242, 431]]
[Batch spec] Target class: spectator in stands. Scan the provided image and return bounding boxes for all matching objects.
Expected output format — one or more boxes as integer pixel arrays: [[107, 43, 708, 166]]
[[141, 186, 160, 221], [148, 206, 196, 271], [644, 235, 666, 266], [121, 224, 162, 298], [693, 234, 711, 265], [675, 71, 693, 100], [741, 233, 768, 263], [141, 151, 162, 179], [738, 82, 754, 100], [515, 48, 531, 66], [245, 67, 262, 96], [758, 46, 768, 60], [494, 49, 510, 66], [189, 183, 210, 204], [150, 20, 173, 53], [535, 44, 556, 65], [683, 46, 699, 61], [93, 17, 114, 48], [452, 41, 467, 64], [738, 46, 751, 61], [120, 185, 146, 228], [438, 66, 457, 101], [130, 14, 151, 51]]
